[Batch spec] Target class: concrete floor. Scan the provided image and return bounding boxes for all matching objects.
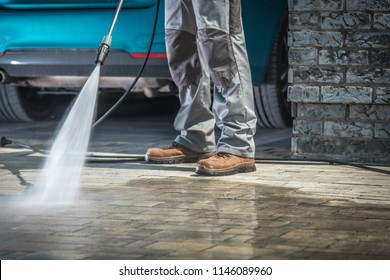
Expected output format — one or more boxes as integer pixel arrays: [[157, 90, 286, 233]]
[[1, 107, 390, 260]]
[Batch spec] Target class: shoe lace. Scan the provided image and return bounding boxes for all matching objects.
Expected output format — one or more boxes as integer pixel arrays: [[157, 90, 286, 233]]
[[216, 152, 231, 159], [169, 142, 180, 148]]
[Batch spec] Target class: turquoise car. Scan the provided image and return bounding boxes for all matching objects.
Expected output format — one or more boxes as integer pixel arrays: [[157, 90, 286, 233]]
[[0, 0, 289, 127]]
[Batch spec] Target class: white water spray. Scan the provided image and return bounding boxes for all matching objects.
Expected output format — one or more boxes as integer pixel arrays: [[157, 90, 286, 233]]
[[31, 64, 101, 205]]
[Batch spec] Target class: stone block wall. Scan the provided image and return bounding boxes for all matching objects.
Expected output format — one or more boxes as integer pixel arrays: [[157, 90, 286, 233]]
[[288, 0, 390, 164]]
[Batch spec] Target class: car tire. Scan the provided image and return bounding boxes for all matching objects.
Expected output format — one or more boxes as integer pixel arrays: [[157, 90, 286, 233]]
[[0, 84, 56, 121], [253, 13, 291, 128]]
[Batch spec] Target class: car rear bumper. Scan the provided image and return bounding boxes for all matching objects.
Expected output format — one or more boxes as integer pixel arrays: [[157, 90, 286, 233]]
[[0, 49, 171, 79], [0, 49, 173, 94]]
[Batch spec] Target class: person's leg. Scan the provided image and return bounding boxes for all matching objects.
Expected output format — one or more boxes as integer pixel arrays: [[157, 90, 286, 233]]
[[193, 0, 256, 157], [212, 29, 257, 158], [193, 0, 257, 175], [165, 0, 216, 153], [145, 0, 216, 163], [173, 75, 215, 153]]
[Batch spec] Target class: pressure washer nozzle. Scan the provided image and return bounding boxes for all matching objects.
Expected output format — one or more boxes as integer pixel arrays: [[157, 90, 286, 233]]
[[1, 136, 12, 147], [96, 34, 112, 65]]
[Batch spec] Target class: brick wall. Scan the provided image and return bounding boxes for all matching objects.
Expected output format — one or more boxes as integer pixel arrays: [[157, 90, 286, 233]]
[[288, 0, 390, 164]]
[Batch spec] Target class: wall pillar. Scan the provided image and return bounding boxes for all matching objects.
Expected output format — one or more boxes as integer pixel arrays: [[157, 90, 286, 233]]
[[288, 0, 390, 164]]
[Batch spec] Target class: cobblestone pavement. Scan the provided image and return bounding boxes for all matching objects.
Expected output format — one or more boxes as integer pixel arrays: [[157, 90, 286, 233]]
[[1, 113, 390, 260]]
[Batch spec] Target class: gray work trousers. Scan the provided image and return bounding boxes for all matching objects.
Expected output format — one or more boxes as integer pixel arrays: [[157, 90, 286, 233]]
[[165, 0, 257, 158]]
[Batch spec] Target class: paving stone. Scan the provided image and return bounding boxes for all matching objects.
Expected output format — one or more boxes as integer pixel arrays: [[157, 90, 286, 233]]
[[1, 118, 390, 260]]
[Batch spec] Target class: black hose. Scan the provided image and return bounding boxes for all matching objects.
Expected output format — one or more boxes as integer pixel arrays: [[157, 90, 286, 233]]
[[253, 157, 390, 176], [92, 0, 161, 128], [2, 136, 390, 175]]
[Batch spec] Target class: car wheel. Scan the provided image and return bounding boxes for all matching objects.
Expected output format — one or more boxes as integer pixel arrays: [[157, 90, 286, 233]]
[[0, 84, 56, 121], [253, 13, 291, 128]]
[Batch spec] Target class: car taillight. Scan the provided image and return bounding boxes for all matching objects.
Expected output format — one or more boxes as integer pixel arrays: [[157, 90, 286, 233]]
[[130, 53, 167, 59], [0, 53, 4, 58]]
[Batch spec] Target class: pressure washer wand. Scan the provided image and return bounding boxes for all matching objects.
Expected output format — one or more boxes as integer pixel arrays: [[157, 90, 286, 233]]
[[95, 0, 124, 65]]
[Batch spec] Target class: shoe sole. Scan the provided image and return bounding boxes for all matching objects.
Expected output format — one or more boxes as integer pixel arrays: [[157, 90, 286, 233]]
[[195, 164, 256, 176], [145, 152, 215, 164], [145, 156, 201, 164]]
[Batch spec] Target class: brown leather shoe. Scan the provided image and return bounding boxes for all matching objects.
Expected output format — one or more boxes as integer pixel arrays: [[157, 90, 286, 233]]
[[145, 142, 214, 164], [196, 153, 256, 176]]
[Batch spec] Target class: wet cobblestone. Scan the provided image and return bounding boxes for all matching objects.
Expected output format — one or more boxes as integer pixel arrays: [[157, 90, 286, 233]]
[[1, 118, 390, 260]]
